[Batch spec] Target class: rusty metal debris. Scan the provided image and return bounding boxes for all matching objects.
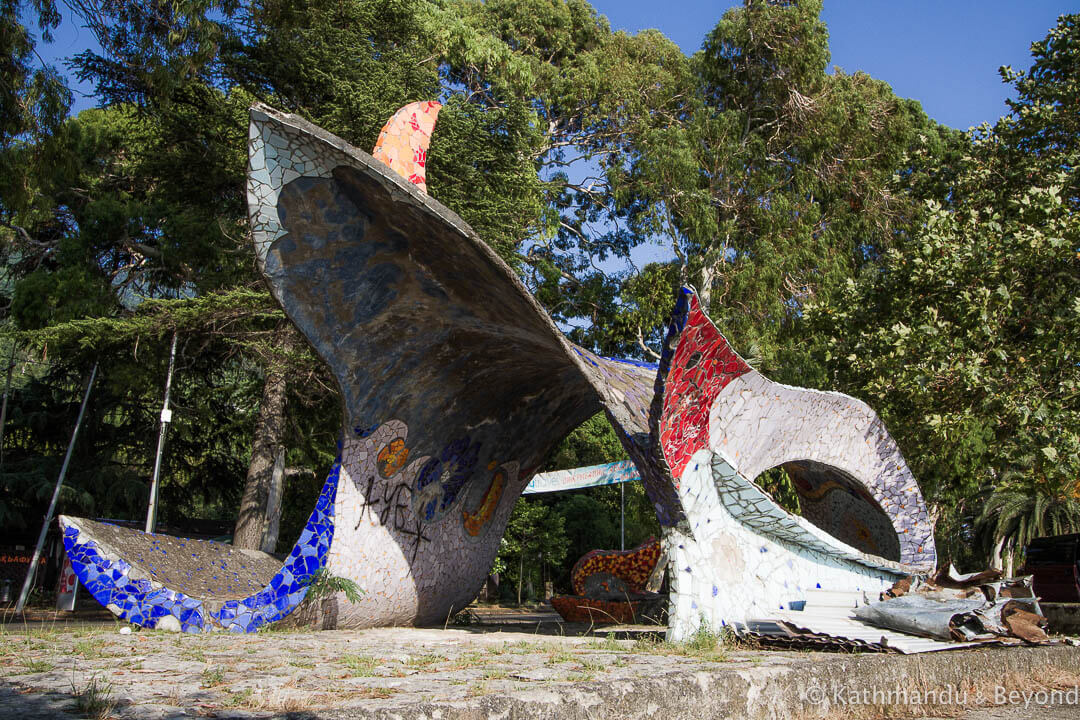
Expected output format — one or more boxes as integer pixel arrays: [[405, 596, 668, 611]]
[[745, 567, 1059, 654], [854, 567, 1046, 644]]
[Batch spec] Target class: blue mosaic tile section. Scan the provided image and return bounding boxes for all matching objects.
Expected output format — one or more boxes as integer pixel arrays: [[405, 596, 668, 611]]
[[659, 287, 693, 369], [601, 356, 659, 372], [62, 457, 340, 633]]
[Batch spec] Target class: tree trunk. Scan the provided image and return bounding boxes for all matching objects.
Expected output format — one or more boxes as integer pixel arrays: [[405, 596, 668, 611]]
[[990, 535, 1005, 571], [517, 553, 523, 605], [989, 533, 1006, 569], [1004, 540, 1015, 579], [233, 325, 293, 549], [698, 263, 715, 313], [260, 446, 286, 554]]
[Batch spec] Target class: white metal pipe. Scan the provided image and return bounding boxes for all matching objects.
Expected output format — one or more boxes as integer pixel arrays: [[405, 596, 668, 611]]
[[15, 362, 98, 614], [145, 332, 178, 534]]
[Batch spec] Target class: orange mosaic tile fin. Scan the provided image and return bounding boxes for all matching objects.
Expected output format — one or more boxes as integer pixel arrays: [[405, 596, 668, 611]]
[[371, 100, 442, 194]]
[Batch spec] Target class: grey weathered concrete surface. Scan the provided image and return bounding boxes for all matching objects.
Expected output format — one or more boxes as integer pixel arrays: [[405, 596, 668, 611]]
[[3, 610, 1080, 720]]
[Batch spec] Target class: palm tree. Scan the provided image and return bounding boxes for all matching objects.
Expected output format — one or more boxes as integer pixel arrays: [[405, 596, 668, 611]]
[[975, 457, 1080, 576]]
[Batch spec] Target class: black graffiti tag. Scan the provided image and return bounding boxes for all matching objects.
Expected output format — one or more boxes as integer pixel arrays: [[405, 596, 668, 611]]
[[398, 516, 431, 564], [355, 475, 430, 562]]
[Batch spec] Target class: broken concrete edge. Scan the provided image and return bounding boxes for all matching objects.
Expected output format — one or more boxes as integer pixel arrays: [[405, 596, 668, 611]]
[[288, 645, 1080, 720]]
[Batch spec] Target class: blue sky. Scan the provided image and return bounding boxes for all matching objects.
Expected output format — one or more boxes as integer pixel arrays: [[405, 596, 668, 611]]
[[589, 1, 1070, 130], [33, 2, 1071, 129]]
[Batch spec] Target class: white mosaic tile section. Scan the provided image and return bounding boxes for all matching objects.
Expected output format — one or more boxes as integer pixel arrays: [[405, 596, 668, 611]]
[[247, 108, 336, 264], [707, 452, 910, 574], [708, 372, 935, 568], [326, 422, 521, 627], [665, 449, 903, 642]]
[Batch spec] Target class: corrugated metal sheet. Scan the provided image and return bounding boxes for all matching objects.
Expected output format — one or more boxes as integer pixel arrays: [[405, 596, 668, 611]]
[[746, 590, 1005, 654]]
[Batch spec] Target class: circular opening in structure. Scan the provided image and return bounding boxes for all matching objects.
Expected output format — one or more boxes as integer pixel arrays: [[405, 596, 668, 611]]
[[755, 459, 902, 562]]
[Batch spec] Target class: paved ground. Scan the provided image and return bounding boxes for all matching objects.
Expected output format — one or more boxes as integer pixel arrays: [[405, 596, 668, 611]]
[[2, 607, 1079, 719]]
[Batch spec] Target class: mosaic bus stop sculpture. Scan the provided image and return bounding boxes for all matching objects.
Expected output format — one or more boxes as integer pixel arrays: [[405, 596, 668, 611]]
[[58, 102, 937, 639]]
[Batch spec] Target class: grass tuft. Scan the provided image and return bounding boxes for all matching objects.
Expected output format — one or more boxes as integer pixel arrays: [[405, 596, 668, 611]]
[[72, 674, 115, 720], [19, 657, 54, 674], [200, 666, 226, 688], [404, 653, 443, 669], [340, 653, 379, 676]]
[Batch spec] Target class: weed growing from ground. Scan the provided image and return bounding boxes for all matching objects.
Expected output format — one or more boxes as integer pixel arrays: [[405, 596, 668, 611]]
[[72, 639, 105, 659], [304, 569, 363, 604], [566, 670, 596, 682], [405, 653, 443, 669], [624, 621, 729, 663], [589, 632, 624, 651], [180, 647, 207, 663], [72, 674, 115, 720], [200, 666, 226, 687], [545, 648, 575, 665], [19, 657, 54, 673], [468, 679, 491, 696], [340, 654, 378, 676], [223, 688, 255, 707], [578, 658, 606, 673]]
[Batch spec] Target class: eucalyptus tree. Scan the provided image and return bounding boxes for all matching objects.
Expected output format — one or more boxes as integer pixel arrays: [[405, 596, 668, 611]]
[[606, 0, 956, 371], [428, 0, 693, 340], [806, 14, 1080, 568]]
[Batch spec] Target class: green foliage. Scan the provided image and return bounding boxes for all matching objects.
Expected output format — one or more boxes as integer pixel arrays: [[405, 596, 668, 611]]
[[0, 0, 477, 543], [304, 568, 364, 605], [684, 619, 722, 654], [1, 0, 70, 227], [806, 15, 1080, 568], [229, 0, 440, 143], [535, 411, 658, 589], [496, 497, 567, 600], [12, 286, 282, 352], [976, 458, 1080, 563], [998, 13, 1079, 209], [429, 95, 546, 264], [496, 480, 659, 594], [71, 673, 115, 720], [543, 412, 625, 470], [755, 467, 802, 517], [0, 337, 262, 529], [576, 0, 964, 374], [552, 493, 616, 567]]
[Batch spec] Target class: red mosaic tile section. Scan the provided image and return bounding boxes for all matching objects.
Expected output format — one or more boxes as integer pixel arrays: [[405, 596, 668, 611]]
[[660, 294, 751, 480], [570, 537, 662, 596]]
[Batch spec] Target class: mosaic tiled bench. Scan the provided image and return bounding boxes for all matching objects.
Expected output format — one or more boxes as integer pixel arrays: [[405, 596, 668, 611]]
[[58, 463, 336, 633], [551, 538, 665, 625]]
